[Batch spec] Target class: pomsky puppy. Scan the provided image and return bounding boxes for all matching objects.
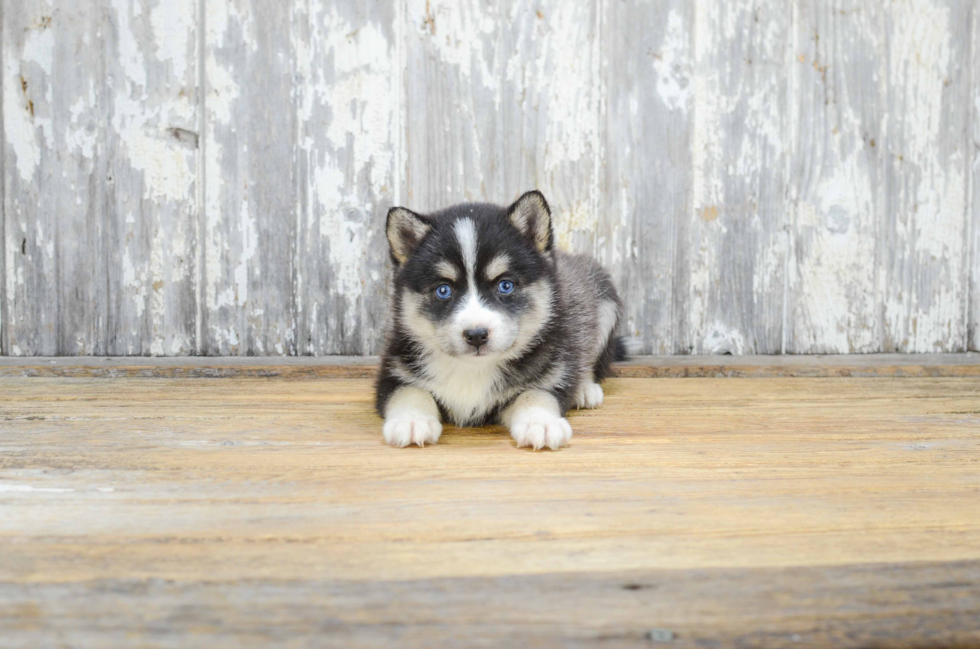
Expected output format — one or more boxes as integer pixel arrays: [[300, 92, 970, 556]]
[[376, 190, 625, 450]]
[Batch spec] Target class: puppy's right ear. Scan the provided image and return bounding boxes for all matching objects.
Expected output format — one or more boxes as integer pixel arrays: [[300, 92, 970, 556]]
[[507, 190, 553, 253], [386, 207, 432, 266]]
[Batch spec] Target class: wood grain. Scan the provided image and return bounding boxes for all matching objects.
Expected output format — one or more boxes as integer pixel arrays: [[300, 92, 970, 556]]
[[402, 0, 600, 255], [3, 0, 980, 357], [971, 3, 980, 353], [684, 0, 791, 355], [202, 0, 298, 355], [788, 1, 882, 354], [599, 0, 690, 354], [105, 0, 201, 355], [1, 353, 979, 379], [2, 0, 108, 355], [0, 0, 5, 358], [2, 563, 979, 648], [293, 1, 396, 356], [403, 0, 499, 209], [1, 375, 978, 645], [880, 0, 972, 353]]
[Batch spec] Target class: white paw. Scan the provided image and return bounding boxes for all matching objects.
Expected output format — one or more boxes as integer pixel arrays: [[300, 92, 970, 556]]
[[510, 412, 572, 451], [383, 414, 442, 448], [574, 381, 604, 409]]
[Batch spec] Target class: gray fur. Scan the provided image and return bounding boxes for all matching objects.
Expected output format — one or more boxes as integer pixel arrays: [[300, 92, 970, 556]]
[[376, 192, 626, 449]]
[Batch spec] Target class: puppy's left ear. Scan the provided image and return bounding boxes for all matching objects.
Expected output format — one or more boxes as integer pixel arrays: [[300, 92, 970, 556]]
[[507, 190, 553, 253]]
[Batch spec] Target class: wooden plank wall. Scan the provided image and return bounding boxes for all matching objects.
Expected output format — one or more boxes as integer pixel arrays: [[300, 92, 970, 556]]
[[1, 0, 977, 356]]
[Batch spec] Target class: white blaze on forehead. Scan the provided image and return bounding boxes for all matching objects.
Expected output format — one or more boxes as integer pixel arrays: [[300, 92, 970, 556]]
[[454, 289, 504, 333], [484, 254, 511, 281], [435, 261, 458, 281], [453, 218, 478, 286]]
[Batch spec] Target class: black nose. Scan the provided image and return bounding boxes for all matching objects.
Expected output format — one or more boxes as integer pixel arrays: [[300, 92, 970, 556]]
[[463, 328, 489, 348]]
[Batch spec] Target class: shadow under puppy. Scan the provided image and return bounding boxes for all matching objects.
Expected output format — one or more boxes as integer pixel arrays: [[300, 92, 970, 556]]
[[376, 191, 626, 450]]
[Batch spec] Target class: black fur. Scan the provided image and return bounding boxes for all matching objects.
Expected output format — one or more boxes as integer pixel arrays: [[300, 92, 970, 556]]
[[376, 192, 622, 427]]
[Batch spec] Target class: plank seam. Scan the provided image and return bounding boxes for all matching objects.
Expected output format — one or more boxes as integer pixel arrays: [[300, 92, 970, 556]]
[[591, 0, 603, 264], [0, 0, 6, 356], [195, 0, 207, 356], [873, 3, 885, 352], [100, 0, 110, 355], [1, 353, 977, 380], [781, 0, 799, 355], [968, 2, 977, 352], [394, 0, 404, 208]]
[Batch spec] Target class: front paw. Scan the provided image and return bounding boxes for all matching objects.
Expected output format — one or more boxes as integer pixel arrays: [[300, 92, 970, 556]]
[[574, 381, 604, 409], [383, 415, 442, 448], [510, 413, 572, 451]]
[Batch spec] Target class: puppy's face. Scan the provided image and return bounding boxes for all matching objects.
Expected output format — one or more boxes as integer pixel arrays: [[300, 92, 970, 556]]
[[387, 192, 555, 361]]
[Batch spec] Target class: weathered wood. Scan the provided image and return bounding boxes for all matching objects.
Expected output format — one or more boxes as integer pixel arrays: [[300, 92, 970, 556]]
[[202, 0, 298, 355], [1, 353, 979, 379], [681, 1, 791, 355], [599, 1, 691, 354], [1, 376, 979, 645], [1, 1, 199, 357], [2, 562, 979, 647], [293, 0, 396, 355], [971, 3, 980, 353], [3, 1, 980, 357], [880, 0, 972, 353], [497, 0, 601, 256], [402, 0, 600, 255], [2, 0, 109, 355], [402, 0, 499, 208], [104, 0, 200, 355], [0, 1, 5, 357], [788, 1, 883, 354]]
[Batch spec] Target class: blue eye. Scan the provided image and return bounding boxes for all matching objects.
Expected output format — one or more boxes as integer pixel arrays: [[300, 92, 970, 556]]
[[497, 280, 515, 295], [435, 284, 453, 299]]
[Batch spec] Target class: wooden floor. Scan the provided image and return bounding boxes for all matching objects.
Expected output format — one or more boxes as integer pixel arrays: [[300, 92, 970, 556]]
[[1, 362, 979, 647]]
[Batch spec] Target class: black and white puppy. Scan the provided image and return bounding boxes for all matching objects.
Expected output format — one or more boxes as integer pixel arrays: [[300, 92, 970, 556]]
[[376, 191, 625, 450]]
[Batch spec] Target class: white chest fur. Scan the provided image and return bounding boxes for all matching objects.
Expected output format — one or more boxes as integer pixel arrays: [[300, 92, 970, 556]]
[[417, 355, 512, 425]]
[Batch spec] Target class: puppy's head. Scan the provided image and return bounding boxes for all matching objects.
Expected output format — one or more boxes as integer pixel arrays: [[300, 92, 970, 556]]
[[386, 191, 556, 360]]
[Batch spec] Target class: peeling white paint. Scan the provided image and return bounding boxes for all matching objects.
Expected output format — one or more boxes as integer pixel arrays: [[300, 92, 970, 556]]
[[297, 3, 396, 348], [234, 199, 257, 307], [554, 199, 597, 252], [150, 0, 195, 81], [3, 0, 976, 356], [688, 0, 789, 353], [882, 0, 967, 352], [412, 0, 495, 88], [3, 63, 41, 182], [536, 4, 596, 169], [652, 10, 691, 112], [703, 322, 747, 355], [122, 247, 147, 319], [21, 25, 55, 75], [112, 0, 148, 92], [110, 0, 196, 204]]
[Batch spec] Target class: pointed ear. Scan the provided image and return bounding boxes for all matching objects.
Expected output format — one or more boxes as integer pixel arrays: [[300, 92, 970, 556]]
[[386, 207, 432, 265], [507, 190, 553, 253]]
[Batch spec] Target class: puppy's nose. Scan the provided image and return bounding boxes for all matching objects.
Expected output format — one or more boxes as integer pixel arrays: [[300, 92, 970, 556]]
[[463, 328, 489, 348]]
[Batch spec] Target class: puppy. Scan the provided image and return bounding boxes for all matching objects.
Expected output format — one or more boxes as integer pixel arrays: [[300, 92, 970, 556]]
[[376, 191, 625, 450]]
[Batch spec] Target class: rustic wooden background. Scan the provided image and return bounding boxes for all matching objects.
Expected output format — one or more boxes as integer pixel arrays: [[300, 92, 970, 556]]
[[2, 0, 978, 356]]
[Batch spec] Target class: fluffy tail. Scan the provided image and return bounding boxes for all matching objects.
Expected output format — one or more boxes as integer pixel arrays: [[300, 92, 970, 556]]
[[594, 335, 638, 382], [614, 336, 642, 361], [614, 336, 629, 362]]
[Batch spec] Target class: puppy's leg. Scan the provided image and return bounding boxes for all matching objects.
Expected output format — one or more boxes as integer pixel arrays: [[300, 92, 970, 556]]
[[501, 390, 572, 451], [573, 376, 604, 409], [382, 386, 442, 448]]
